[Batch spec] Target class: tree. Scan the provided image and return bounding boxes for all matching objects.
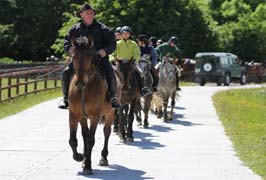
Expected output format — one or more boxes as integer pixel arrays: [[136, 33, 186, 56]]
[[52, 0, 219, 58]]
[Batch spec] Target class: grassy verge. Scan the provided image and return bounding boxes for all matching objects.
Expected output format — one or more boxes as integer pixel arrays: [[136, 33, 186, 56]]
[[213, 88, 266, 179], [0, 89, 62, 119], [180, 81, 197, 86]]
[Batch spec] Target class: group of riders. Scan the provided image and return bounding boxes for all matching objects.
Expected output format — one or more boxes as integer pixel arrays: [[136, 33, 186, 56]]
[[58, 3, 183, 109]]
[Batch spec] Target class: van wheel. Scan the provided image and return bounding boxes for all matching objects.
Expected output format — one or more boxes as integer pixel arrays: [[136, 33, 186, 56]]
[[199, 78, 206, 86], [240, 73, 247, 85], [224, 73, 230, 86], [217, 77, 223, 86]]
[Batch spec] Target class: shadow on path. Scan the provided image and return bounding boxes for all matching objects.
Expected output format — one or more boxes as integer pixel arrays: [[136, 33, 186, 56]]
[[127, 131, 165, 149], [166, 113, 202, 126], [78, 164, 154, 180]]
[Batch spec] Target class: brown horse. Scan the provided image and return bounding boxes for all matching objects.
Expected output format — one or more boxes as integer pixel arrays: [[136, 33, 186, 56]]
[[116, 59, 142, 143], [68, 36, 119, 175]]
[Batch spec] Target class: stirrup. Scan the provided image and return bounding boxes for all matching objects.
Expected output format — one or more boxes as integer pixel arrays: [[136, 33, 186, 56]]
[[111, 97, 121, 109]]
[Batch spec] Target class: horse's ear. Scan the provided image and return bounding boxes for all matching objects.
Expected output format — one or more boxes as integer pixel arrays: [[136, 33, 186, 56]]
[[87, 35, 94, 48]]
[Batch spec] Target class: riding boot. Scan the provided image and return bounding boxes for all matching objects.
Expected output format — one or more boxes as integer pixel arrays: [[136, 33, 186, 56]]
[[107, 77, 121, 108], [58, 63, 74, 109], [99, 58, 121, 108]]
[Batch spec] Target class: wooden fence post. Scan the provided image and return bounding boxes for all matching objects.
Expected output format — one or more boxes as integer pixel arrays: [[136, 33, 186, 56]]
[[44, 75, 48, 89], [34, 73, 37, 92], [16, 77, 20, 95], [25, 77, 28, 93], [8, 77, 12, 99]]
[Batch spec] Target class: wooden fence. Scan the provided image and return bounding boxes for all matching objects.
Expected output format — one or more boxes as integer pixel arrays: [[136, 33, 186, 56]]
[[0, 65, 65, 102]]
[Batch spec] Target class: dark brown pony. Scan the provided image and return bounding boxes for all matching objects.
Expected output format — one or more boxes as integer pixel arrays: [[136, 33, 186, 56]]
[[68, 36, 119, 175], [135, 55, 153, 128], [115, 59, 142, 143]]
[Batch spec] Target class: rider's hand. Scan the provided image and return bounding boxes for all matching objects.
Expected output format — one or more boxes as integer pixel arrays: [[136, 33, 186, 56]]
[[98, 49, 107, 57]]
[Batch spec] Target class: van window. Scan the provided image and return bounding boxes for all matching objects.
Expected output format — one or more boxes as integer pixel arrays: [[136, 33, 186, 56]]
[[220, 56, 228, 65]]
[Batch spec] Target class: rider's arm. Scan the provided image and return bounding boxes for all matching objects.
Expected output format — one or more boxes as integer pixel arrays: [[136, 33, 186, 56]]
[[175, 48, 182, 65], [132, 41, 141, 61], [109, 50, 117, 62], [102, 26, 117, 55], [155, 46, 162, 62], [150, 46, 158, 66]]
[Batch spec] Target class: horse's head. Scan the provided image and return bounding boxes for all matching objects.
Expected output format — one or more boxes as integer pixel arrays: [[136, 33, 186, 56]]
[[136, 54, 151, 75], [72, 35, 97, 89], [160, 56, 177, 82], [116, 58, 135, 92]]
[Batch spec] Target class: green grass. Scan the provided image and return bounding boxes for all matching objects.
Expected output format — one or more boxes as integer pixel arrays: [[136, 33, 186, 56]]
[[0, 57, 33, 64], [0, 89, 62, 119], [1, 78, 61, 101], [213, 88, 266, 179], [180, 81, 197, 86]]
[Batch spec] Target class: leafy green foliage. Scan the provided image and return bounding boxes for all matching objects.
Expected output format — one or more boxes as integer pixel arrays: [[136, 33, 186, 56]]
[[1, 0, 266, 61]]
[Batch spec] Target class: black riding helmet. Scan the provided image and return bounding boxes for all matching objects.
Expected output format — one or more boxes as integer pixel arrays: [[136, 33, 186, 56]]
[[115, 26, 121, 33], [137, 34, 148, 41], [168, 36, 179, 46], [120, 26, 132, 34], [149, 36, 157, 44]]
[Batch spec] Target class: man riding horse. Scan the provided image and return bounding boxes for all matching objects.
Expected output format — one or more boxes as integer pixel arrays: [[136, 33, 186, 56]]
[[155, 36, 182, 91], [58, 3, 121, 109]]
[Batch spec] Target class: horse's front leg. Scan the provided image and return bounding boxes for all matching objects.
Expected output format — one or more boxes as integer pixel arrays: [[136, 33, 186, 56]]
[[127, 100, 136, 142], [163, 97, 168, 122], [80, 118, 89, 162], [83, 119, 98, 175], [169, 91, 176, 121], [100, 110, 115, 166], [118, 107, 126, 143], [69, 112, 83, 162], [113, 110, 119, 133], [143, 95, 152, 128]]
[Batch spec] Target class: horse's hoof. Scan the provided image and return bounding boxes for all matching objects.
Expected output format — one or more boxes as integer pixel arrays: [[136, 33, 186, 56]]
[[120, 138, 126, 144], [73, 153, 83, 162], [99, 158, 109, 166], [83, 168, 93, 175], [113, 127, 118, 133], [143, 124, 149, 128], [126, 137, 134, 142], [137, 122, 142, 126]]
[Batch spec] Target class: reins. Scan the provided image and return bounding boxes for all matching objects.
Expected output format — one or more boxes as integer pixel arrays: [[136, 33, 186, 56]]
[[77, 54, 102, 119]]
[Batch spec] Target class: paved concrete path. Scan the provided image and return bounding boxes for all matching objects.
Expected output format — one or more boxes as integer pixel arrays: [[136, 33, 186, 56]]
[[0, 86, 262, 180]]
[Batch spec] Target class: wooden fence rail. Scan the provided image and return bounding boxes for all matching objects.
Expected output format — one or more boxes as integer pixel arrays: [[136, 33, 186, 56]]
[[0, 65, 65, 102]]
